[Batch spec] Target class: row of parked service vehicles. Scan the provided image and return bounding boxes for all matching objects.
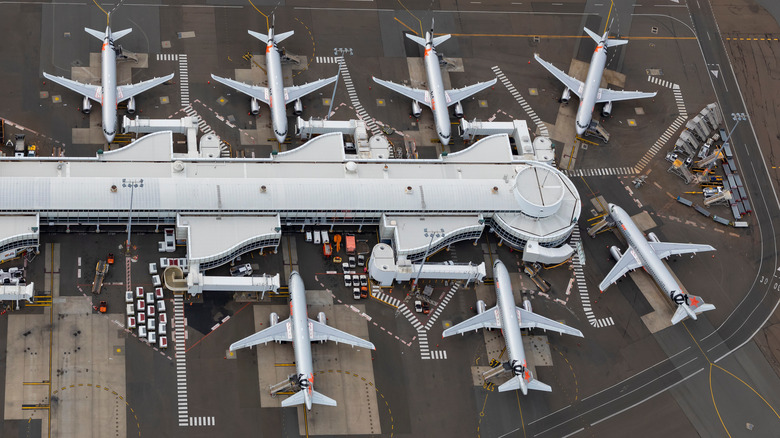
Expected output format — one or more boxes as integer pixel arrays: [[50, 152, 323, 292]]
[[125, 280, 169, 348]]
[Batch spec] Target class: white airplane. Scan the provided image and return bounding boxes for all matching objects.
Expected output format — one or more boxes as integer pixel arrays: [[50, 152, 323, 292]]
[[443, 260, 583, 395], [599, 203, 716, 324], [372, 22, 496, 145], [43, 14, 174, 143], [211, 23, 338, 143], [230, 271, 375, 410], [534, 26, 656, 136]]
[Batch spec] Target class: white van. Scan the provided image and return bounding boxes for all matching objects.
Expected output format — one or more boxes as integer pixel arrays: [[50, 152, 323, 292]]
[[148, 331, 157, 344], [313, 230, 321, 244], [321, 231, 329, 244], [157, 300, 166, 313], [305, 231, 313, 242], [138, 325, 147, 338]]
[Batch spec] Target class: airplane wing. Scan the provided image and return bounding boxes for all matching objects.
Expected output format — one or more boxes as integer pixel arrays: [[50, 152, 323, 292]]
[[229, 319, 292, 351], [284, 75, 339, 105], [372, 77, 430, 106], [517, 308, 584, 337], [210, 74, 270, 104], [442, 307, 502, 337], [595, 88, 656, 103], [534, 54, 584, 97], [444, 78, 497, 106], [42, 72, 102, 102], [308, 319, 375, 350], [598, 248, 644, 291], [116, 73, 175, 103], [647, 241, 715, 259]]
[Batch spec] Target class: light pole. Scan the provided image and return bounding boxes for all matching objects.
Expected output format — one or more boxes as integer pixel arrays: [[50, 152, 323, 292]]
[[726, 112, 747, 141], [123, 178, 144, 254], [412, 228, 445, 292]]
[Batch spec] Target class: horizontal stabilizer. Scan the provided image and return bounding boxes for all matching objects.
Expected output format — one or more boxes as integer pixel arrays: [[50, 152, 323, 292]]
[[311, 390, 338, 406], [527, 379, 552, 392], [247, 30, 269, 44], [584, 27, 602, 44], [274, 30, 294, 44], [280, 390, 305, 407], [605, 38, 628, 47], [671, 304, 693, 325], [405, 33, 426, 47], [84, 27, 105, 41], [112, 28, 132, 41], [432, 34, 451, 47]]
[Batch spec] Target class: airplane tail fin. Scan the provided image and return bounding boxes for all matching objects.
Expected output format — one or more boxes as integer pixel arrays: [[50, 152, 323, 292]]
[[671, 296, 715, 325]]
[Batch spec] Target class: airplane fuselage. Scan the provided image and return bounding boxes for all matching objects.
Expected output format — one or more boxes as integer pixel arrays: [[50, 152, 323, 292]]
[[494, 261, 530, 390], [422, 39, 452, 145], [289, 271, 315, 410], [575, 41, 608, 135], [609, 205, 691, 308], [265, 38, 289, 143], [100, 27, 119, 143]]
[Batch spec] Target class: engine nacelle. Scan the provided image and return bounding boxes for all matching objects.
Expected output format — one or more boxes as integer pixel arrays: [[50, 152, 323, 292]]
[[561, 88, 571, 103], [293, 99, 303, 116], [453, 101, 464, 119], [601, 101, 613, 117], [250, 98, 260, 115], [81, 97, 92, 114], [609, 246, 623, 262], [269, 312, 279, 326], [127, 97, 136, 114], [411, 100, 422, 118], [647, 232, 660, 243], [317, 312, 327, 325], [522, 298, 532, 313], [476, 300, 487, 314]]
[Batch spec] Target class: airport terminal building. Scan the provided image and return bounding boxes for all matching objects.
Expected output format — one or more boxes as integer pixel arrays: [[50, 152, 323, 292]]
[[0, 130, 581, 269]]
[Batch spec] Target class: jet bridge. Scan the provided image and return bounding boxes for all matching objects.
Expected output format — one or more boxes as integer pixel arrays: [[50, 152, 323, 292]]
[[368, 243, 486, 287]]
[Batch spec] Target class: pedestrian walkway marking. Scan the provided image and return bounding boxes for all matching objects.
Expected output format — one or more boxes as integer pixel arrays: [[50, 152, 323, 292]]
[[424, 283, 459, 330], [337, 57, 381, 137], [316, 56, 339, 64], [178, 54, 190, 107], [570, 227, 614, 328], [156, 53, 180, 61], [173, 294, 190, 426], [189, 416, 215, 427], [564, 167, 636, 177], [492, 66, 549, 137]]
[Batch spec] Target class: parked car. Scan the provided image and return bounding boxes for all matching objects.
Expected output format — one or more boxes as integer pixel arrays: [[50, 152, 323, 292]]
[[348, 256, 357, 268], [353, 288, 361, 300], [152, 275, 162, 287], [148, 331, 157, 344], [155, 287, 164, 299], [125, 291, 134, 303], [360, 275, 368, 287], [138, 325, 147, 338], [414, 300, 423, 313], [360, 286, 368, 299], [157, 300, 166, 312], [357, 254, 365, 266], [135, 286, 144, 298], [344, 274, 352, 287], [149, 263, 158, 275]]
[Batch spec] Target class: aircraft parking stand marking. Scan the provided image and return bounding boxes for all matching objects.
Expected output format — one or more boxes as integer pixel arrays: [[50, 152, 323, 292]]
[[316, 56, 339, 64], [156, 54, 180, 62], [571, 227, 615, 328], [337, 57, 381, 136], [491, 66, 549, 137], [188, 416, 215, 426]]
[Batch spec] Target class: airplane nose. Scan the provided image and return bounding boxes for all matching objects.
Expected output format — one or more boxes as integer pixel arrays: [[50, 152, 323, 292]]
[[104, 133, 115, 144], [275, 131, 287, 144], [576, 126, 586, 136]]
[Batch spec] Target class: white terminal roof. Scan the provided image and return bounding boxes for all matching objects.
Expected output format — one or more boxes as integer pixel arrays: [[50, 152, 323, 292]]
[[177, 215, 281, 261], [0, 132, 561, 214]]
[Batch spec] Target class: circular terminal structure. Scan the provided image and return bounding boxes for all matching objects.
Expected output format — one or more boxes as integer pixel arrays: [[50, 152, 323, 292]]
[[513, 164, 565, 218]]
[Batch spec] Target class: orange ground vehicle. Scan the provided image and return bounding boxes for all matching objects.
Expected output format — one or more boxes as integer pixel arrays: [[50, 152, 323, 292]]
[[107, 253, 115, 264], [98, 301, 108, 313]]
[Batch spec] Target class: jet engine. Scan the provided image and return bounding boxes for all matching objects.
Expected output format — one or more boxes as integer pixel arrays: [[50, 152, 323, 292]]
[[411, 100, 422, 118], [127, 97, 136, 114], [561, 88, 571, 104], [647, 232, 660, 243], [269, 312, 279, 326], [250, 98, 260, 115], [81, 97, 92, 114], [293, 99, 303, 116], [601, 101, 613, 117], [476, 300, 487, 314], [453, 101, 464, 119], [510, 359, 525, 376], [609, 246, 623, 262], [317, 312, 327, 325]]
